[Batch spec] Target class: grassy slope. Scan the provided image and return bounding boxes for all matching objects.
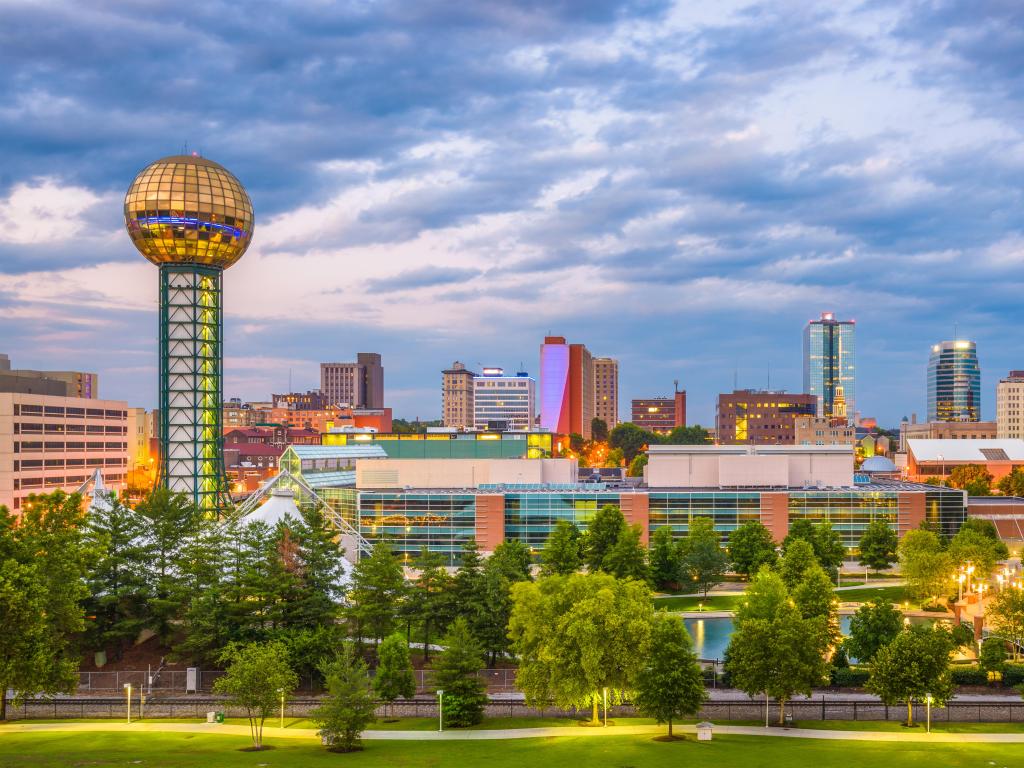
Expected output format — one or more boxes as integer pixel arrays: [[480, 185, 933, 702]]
[[0, 731, 1019, 768]]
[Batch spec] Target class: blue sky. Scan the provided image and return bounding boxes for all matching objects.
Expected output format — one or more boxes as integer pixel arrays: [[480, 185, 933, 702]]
[[0, 0, 1021, 427]]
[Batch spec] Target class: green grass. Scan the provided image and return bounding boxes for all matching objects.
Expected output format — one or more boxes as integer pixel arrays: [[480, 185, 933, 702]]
[[1, 730, 1022, 767], [791, 720, 1024, 733], [833, 585, 912, 606]]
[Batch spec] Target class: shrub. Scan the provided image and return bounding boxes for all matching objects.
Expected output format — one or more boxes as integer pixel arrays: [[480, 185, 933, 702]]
[[831, 667, 870, 688], [949, 666, 987, 686]]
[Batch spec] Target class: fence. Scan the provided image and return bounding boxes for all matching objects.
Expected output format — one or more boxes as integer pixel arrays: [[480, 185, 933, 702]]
[[9, 696, 1024, 723]]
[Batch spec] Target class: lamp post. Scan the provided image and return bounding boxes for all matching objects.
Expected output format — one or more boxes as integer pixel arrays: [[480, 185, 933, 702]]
[[123, 683, 132, 724], [925, 694, 933, 734], [278, 688, 285, 730], [957, 573, 965, 602], [603, 687, 609, 728], [438, 690, 444, 732]]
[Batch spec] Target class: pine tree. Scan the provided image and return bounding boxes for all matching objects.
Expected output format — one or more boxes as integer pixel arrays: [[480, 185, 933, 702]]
[[346, 541, 405, 648], [412, 549, 452, 661], [431, 617, 488, 727], [286, 506, 348, 629], [313, 645, 377, 752], [649, 526, 681, 590], [540, 520, 582, 576], [374, 632, 416, 717]]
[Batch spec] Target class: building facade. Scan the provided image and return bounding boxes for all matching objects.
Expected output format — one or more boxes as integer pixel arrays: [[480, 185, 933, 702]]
[[539, 336, 594, 439], [0, 393, 129, 513], [794, 415, 857, 446], [321, 353, 384, 408], [0, 353, 99, 399], [803, 312, 855, 422], [473, 368, 535, 431], [321, 430, 553, 459], [898, 419, 997, 452], [904, 439, 1024, 484], [272, 390, 332, 410], [997, 371, 1024, 439], [928, 340, 981, 422], [442, 361, 476, 429], [716, 390, 817, 445], [631, 389, 686, 433], [593, 357, 619, 428]]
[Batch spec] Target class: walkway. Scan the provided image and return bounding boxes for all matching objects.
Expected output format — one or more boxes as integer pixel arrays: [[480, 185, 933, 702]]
[[4, 720, 1024, 744]]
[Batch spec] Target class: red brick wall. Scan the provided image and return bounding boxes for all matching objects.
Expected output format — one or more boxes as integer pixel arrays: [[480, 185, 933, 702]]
[[760, 492, 790, 544], [621, 493, 650, 545], [475, 494, 506, 553]]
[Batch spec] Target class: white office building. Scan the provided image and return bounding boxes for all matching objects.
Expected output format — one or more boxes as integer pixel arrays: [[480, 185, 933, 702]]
[[473, 368, 536, 431]]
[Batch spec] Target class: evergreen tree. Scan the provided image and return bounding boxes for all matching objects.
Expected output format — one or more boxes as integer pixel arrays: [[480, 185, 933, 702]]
[[649, 526, 682, 590], [488, 539, 533, 582], [174, 517, 236, 664], [583, 504, 626, 572], [858, 520, 899, 574], [412, 549, 453, 661], [476, 556, 519, 665], [728, 520, 777, 578], [679, 517, 728, 597], [346, 541, 405, 648], [540, 520, 582, 576], [313, 645, 377, 752], [633, 612, 707, 737], [431, 617, 488, 727], [453, 540, 486, 618], [603, 523, 650, 582], [374, 632, 417, 717], [287, 505, 348, 628]]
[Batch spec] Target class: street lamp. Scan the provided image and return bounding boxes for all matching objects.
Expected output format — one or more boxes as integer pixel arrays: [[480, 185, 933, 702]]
[[957, 573, 966, 602], [123, 683, 132, 724], [925, 694, 933, 734], [278, 688, 285, 730], [438, 690, 444, 732], [603, 687, 609, 728]]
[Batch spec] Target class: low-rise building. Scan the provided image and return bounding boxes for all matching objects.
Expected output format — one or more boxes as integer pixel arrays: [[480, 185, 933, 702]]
[[716, 390, 817, 445], [795, 415, 857, 447], [904, 439, 1024, 483], [899, 419, 997, 453], [631, 389, 686, 434]]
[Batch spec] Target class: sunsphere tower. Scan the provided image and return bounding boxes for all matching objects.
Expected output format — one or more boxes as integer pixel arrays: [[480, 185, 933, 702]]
[[124, 155, 255, 513]]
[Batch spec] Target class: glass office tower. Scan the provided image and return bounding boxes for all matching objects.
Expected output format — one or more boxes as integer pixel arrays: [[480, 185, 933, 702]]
[[927, 340, 981, 422], [803, 312, 855, 422]]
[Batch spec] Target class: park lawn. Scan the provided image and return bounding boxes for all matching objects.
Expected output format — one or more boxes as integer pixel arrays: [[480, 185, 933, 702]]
[[834, 585, 912, 606], [0, 730, 1021, 767], [791, 720, 1024, 733]]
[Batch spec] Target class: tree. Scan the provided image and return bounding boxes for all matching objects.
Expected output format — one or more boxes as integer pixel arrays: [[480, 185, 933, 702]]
[[346, 541, 405, 648], [603, 523, 650, 582], [569, 432, 586, 454], [948, 521, 1008, 581], [679, 517, 728, 597], [728, 520, 777, 578], [411, 549, 452, 661], [583, 504, 626, 572], [452, 540, 486, 624], [783, 519, 845, 579], [988, 588, 1024, 661], [488, 539, 533, 583], [979, 637, 1008, 674], [312, 645, 377, 752], [374, 632, 416, 717], [540, 520, 582, 576], [792, 564, 839, 645], [662, 425, 711, 445], [858, 520, 899, 575], [213, 641, 299, 750], [779, 539, 817, 589], [475, 559, 515, 665], [627, 454, 648, 477], [649, 526, 682, 590], [509, 573, 653, 724], [609, 423, 653, 462], [898, 529, 952, 607], [605, 447, 624, 468], [998, 467, 1024, 497], [734, 567, 789, 623], [431, 617, 488, 727], [846, 599, 903, 663], [632, 612, 707, 737], [591, 418, 609, 443], [947, 464, 993, 495], [284, 505, 349, 629], [866, 625, 954, 727]]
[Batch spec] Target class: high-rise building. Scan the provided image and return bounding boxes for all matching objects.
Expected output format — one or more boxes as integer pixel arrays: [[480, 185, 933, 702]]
[[0, 353, 99, 399], [593, 357, 619, 428], [631, 388, 686, 434], [539, 336, 593, 439], [125, 154, 255, 513], [442, 361, 477, 429], [927, 340, 981, 422], [473, 368, 536, 431], [803, 312, 855, 422], [320, 353, 384, 409], [997, 370, 1024, 439], [716, 390, 817, 445]]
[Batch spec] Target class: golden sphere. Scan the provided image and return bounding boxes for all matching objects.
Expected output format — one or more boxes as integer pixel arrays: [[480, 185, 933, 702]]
[[124, 155, 255, 269]]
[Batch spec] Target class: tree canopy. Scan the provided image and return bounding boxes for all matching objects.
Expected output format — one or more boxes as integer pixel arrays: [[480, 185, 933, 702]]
[[865, 625, 954, 727], [632, 612, 707, 737], [728, 520, 777, 578], [858, 520, 899, 574], [845, 599, 903, 663]]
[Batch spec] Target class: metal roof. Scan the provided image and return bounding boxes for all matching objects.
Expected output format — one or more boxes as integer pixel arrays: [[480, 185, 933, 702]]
[[285, 445, 387, 460], [907, 439, 1024, 462], [305, 470, 357, 488]]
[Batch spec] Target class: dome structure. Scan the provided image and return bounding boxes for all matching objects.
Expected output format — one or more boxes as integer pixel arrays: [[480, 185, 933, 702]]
[[124, 154, 255, 268], [861, 456, 898, 474]]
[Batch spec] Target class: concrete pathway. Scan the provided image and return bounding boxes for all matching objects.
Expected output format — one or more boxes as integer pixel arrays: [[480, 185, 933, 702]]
[[5, 720, 1024, 743]]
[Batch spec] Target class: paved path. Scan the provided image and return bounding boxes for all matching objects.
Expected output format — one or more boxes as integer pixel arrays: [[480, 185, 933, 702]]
[[4, 720, 1024, 743]]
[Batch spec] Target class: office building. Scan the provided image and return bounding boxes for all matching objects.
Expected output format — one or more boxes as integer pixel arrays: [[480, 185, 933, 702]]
[[473, 368, 536, 431], [0, 393, 130, 513], [927, 340, 981, 422], [898, 418, 997, 452], [0, 353, 99, 399], [803, 312, 855, 422], [631, 388, 686, 433], [540, 336, 594, 439], [321, 353, 384, 409], [223, 399, 273, 429], [273, 390, 332, 411], [716, 390, 817, 445], [321, 430, 553, 459], [794, 415, 856, 447], [593, 357, 619, 428], [997, 371, 1024, 439], [442, 361, 477, 429]]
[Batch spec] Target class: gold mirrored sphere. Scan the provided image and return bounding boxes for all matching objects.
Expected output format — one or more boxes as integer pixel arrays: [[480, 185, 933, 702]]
[[124, 155, 255, 268]]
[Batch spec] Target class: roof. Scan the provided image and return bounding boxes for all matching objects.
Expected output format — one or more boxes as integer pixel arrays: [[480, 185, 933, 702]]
[[225, 443, 282, 456], [861, 456, 898, 472], [907, 439, 1024, 462], [285, 444, 387, 460], [648, 444, 853, 456], [305, 470, 357, 488]]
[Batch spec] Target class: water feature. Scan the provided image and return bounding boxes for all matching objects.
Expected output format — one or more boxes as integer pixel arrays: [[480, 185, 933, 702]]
[[684, 615, 855, 661]]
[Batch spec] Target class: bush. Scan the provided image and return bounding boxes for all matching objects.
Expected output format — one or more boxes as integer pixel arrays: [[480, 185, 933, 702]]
[[1001, 664, 1024, 686], [950, 666, 987, 686], [831, 667, 870, 688]]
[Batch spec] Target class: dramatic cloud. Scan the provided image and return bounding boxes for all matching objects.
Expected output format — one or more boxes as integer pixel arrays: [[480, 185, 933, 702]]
[[0, 0, 1021, 424]]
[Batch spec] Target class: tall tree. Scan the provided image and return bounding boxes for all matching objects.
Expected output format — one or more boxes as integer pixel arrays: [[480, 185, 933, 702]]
[[609, 423, 653, 462], [858, 520, 899, 574], [346, 541, 405, 648], [603, 523, 650, 583], [509, 573, 653, 724], [662, 425, 711, 445], [898, 528, 952, 607], [374, 632, 416, 718], [431, 617, 488, 727], [475, 557, 518, 666], [540, 520, 582, 576], [411, 550, 453, 662], [866, 625, 954, 727], [987, 588, 1024, 661], [488, 540, 533, 583], [792, 564, 840, 645], [947, 464, 993, 495], [591, 418, 609, 443], [997, 467, 1024, 497], [0, 556, 48, 721], [728, 520, 777, 578], [583, 505, 626, 572], [632, 612, 707, 738], [779, 538, 817, 589], [312, 645, 377, 753], [948, 519, 1009, 579], [452, 540, 486, 621], [649, 526, 682, 590], [679, 517, 728, 597], [845, 599, 903, 663], [285, 505, 349, 629], [213, 640, 299, 750]]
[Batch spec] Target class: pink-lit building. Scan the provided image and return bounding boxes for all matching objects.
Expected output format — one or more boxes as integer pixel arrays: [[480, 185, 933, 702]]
[[0, 392, 129, 513], [539, 336, 593, 439]]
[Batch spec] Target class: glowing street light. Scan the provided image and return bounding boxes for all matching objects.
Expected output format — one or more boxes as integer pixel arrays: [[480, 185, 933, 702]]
[[438, 690, 444, 732], [278, 688, 285, 730], [123, 682, 132, 724], [925, 694, 933, 734], [603, 687, 609, 728]]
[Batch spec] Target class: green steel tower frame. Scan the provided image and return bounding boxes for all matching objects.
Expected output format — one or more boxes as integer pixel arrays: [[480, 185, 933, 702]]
[[159, 264, 226, 513]]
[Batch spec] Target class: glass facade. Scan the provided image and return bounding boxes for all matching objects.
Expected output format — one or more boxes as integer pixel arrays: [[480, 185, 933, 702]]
[[648, 492, 761, 541], [927, 340, 981, 422], [321, 431, 552, 459], [925, 487, 968, 539], [803, 313, 855, 421], [504, 491, 624, 550], [358, 492, 477, 566], [473, 373, 536, 431], [788, 490, 898, 550]]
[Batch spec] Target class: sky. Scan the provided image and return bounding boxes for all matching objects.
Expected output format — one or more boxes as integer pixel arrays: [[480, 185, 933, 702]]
[[0, 0, 1022, 427]]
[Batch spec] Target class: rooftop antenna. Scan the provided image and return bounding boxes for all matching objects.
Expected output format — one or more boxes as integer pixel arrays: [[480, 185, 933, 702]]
[[673, 378, 679, 394]]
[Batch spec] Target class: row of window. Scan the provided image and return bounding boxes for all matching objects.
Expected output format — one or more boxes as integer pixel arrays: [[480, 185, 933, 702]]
[[13, 404, 126, 419], [14, 457, 126, 472], [14, 423, 126, 435], [11, 473, 126, 507], [15, 441, 127, 453]]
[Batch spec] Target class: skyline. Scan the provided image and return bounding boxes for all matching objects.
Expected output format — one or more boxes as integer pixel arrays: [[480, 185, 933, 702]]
[[1, 1, 1022, 425]]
